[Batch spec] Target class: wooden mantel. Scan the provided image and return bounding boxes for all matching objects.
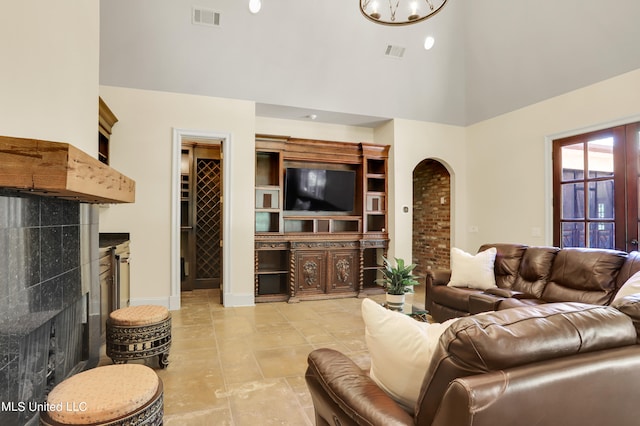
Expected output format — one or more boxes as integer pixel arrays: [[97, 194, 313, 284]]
[[0, 136, 135, 203]]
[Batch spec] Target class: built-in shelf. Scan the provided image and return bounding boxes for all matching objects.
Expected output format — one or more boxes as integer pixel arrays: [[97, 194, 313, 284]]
[[283, 216, 361, 234], [254, 136, 389, 302], [0, 136, 135, 203]]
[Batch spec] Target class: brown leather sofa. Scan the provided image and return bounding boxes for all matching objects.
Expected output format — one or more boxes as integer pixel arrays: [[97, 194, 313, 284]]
[[305, 301, 640, 426], [426, 243, 640, 322]]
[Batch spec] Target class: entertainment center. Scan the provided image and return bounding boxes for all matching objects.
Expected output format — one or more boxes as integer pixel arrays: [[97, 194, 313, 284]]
[[255, 135, 390, 302]]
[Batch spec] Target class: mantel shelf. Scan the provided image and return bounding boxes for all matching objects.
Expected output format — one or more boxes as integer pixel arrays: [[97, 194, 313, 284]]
[[0, 136, 135, 204]]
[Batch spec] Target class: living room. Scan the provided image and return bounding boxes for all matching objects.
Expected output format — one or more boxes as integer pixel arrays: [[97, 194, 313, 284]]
[[2, 1, 640, 425]]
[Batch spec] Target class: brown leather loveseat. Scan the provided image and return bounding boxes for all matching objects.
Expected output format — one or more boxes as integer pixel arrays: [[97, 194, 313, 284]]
[[426, 243, 640, 322], [305, 301, 640, 426]]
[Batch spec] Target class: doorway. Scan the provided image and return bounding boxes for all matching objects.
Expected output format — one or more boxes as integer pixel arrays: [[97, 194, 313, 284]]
[[180, 139, 223, 291], [412, 159, 452, 307]]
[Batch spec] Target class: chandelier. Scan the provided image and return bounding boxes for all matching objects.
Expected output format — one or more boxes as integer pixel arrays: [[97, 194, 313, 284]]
[[360, 0, 448, 26]]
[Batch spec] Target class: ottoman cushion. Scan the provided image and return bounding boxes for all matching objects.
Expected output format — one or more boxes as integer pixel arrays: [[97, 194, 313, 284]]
[[109, 305, 169, 326], [46, 364, 159, 424]]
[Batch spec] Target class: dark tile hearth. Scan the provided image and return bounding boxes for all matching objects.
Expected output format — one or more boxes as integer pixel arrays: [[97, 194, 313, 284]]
[[0, 193, 99, 426]]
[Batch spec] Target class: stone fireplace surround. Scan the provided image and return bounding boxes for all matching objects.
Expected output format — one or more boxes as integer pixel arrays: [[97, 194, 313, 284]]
[[0, 192, 101, 425]]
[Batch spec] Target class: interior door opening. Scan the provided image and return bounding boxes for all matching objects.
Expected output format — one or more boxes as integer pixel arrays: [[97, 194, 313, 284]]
[[180, 139, 223, 292]]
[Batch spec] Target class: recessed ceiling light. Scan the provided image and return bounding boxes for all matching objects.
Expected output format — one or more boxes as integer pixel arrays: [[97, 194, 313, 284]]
[[424, 36, 435, 50], [249, 0, 262, 14]]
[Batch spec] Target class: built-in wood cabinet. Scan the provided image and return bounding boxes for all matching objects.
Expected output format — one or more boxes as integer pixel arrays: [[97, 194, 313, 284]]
[[254, 135, 389, 302], [99, 97, 118, 166]]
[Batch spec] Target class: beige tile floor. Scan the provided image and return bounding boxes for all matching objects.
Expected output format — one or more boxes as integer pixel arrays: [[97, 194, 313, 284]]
[[99, 289, 426, 425]]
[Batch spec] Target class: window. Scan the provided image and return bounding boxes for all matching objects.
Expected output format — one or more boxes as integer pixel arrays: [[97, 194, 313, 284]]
[[553, 122, 640, 251]]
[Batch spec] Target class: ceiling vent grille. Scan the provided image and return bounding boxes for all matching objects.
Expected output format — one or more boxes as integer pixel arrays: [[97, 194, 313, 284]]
[[384, 45, 405, 59], [192, 7, 221, 27]]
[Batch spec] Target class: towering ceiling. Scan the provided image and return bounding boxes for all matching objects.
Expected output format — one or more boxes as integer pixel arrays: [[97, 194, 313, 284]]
[[100, 0, 640, 127]]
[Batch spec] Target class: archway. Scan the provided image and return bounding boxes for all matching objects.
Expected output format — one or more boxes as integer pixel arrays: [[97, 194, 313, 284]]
[[412, 159, 451, 308]]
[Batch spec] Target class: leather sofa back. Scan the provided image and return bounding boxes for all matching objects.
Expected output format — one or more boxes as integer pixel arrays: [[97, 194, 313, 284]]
[[480, 244, 631, 304], [543, 248, 627, 305], [478, 243, 526, 288], [513, 246, 559, 297], [431, 346, 640, 426], [479, 243, 559, 297], [415, 302, 636, 425]]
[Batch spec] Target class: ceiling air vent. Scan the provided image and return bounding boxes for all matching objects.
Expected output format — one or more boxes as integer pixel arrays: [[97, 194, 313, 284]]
[[192, 7, 221, 27], [384, 45, 405, 59]]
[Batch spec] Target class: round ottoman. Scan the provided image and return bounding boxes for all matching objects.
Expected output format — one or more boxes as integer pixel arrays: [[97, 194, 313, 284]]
[[40, 364, 163, 425], [106, 305, 171, 368]]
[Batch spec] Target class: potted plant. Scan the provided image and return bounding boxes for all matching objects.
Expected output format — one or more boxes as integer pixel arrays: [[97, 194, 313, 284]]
[[376, 257, 420, 311]]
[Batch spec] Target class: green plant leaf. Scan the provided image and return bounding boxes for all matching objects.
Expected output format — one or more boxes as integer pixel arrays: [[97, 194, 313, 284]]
[[375, 257, 420, 295]]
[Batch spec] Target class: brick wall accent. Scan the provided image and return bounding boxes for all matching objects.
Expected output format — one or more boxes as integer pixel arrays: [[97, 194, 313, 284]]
[[412, 159, 451, 276]]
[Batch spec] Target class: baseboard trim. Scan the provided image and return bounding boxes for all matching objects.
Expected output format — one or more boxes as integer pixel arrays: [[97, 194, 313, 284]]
[[223, 293, 255, 307], [131, 294, 254, 309]]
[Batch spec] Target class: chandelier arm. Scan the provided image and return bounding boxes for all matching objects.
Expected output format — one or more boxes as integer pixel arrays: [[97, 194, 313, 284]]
[[425, 0, 435, 11], [389, 0, 400, 22]]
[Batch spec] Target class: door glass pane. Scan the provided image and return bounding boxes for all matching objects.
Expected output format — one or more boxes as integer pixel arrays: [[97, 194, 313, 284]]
[[561, 183, 584, 219], [561, 143, 584, 181], [587, 137, 614, 178], [589, 222, 614, 249], [561, 222, 585, 248], [588, 180, 614, 219]]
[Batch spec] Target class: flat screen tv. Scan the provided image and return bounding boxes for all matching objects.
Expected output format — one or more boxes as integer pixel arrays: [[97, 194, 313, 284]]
[[284, 168, 355, 212]]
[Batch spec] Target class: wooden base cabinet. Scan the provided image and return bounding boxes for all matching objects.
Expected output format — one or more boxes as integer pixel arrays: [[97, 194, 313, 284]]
[[293, 250, 327, 298], [289, 241, 360, 301], [328, 250, 359, 293]]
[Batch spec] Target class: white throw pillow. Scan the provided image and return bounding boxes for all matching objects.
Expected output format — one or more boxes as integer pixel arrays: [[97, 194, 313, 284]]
[[447, 247, 498, 290], [361, 298, 458, 413], [613, 270, 640, 302]]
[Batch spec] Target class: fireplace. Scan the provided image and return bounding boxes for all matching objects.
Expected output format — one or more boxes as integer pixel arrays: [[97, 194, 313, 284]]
[[0, 193, 101, 425]]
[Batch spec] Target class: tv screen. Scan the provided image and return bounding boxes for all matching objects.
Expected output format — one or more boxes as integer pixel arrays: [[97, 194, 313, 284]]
[[284, 168, 355, 212]]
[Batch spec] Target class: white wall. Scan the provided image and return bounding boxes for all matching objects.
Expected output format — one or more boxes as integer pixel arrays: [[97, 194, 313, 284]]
[[0, 1, 99, 154], [466, 68, 640, 251], [99, 86, 255, 307], [385, 119, 468, 258]]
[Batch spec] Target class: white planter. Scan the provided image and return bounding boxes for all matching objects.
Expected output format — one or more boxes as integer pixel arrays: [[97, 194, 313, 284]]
[[386, 293, 405, 312]]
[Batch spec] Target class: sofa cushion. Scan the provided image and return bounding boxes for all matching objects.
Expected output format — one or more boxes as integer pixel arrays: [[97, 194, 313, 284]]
[[443, 302, 634, 369], [415, 302, 637, 426], [360, 298, 458, 414], [505, 246, 558, 297], [544, 248, 627, 305], [448, 247, 497, 290], [479, 243, 527, 289]]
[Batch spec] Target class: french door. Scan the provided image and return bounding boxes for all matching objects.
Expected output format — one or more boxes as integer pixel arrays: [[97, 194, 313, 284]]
[[553, 122, 640, 251]]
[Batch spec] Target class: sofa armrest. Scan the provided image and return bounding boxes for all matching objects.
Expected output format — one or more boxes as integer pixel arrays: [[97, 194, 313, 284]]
[[306, 348, 414, 426], [426, 269, 452, 286], [468, 293, 503, 314]]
